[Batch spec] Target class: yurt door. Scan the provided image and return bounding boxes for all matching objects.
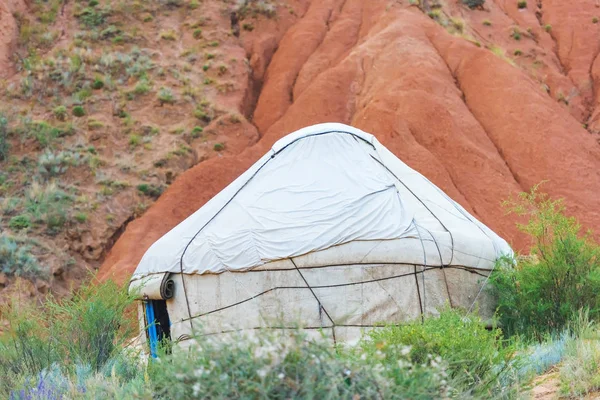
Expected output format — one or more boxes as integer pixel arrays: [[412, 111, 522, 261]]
[[144, 300, 171, 358]]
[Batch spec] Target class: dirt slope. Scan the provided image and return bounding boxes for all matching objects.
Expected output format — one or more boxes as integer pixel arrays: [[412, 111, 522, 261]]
[[99, 0, 600, 283]]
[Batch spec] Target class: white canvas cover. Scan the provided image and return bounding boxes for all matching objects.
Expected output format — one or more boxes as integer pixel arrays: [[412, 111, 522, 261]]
[[132, 123, 511, 280], [131, 123, 513, 342]]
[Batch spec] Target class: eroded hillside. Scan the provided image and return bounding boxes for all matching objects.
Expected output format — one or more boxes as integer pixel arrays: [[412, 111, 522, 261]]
[[1, 0, 599, 296]]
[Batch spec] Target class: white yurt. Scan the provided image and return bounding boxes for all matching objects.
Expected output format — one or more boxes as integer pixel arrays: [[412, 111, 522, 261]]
[[129, 123, 512, 353]]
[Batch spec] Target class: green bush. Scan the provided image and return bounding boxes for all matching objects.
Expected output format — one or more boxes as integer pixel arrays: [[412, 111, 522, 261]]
[[191, 126, 203, 138], [0, 279, 136, 397], [150, 329, 452, 399], [157, 87, 175, 105], [558, 312, 600, 397], [72, 105, 86, 117], [37, 149, 84, 179], [19, 120, 74, 148], [0, 114, 8, 161], [462, 0, 485, 8], [133, 78, 151, 95], [74, 212, 88, 223], [213, 142, 225, 151], [9, 215, 31, 230], [0, 235, 43, 278], [137, 183, 164, 199], [490, 185, 600, 339], [517, 0, 527, 8], [53, 105, 67, 121], [92, 77, 104, 89], [24, 182, 72, 233], [77, 6, 108, 27], [361, 308, 516, 392]]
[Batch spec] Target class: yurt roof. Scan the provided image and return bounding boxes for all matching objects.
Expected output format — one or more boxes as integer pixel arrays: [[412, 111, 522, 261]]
[[131, 123, 512, 281]]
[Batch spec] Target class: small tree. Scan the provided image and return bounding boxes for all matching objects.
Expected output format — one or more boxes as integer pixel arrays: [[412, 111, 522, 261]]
[[490, 184, 600, 339]]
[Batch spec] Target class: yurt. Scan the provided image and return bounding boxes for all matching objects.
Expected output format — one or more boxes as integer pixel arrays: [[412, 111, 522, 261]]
[[129, 123, 512, 353]]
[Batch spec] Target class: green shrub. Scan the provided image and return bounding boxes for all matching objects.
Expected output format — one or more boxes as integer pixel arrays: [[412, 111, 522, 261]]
[[594, 17, 599, 24], [514, 49, 523, 56], [0, 114, 8, 161], [92, 77, 104, 89], [361, 308, 516, 392], [517, 0, 527, 8], [511, 29, 521, 40], [53, 105, 67, 121], [133, 78, 151, 95], [9, 215, 31, 230], [193, 28, 202, 39], [100, 25, 120, 39], [159, 30, 177, 41], [150, 329, 452, 399], [191, 126, 203, 138], [74, 212, 88, 223], [72, 105, 86, 117], [213, 142, 225, 151], [544, 24, 552, 32], [24, 120, 74, 148], [37, 149, 83, 179], [559, 312, 600, 397], [0, 235, 43, 278], [157, 87, 175, 105], [128, 134, 141, 147], [77, 6, 108, 27], [462, 0, 485, 8], [483, 19, 492, 26], [24, 182, 72, 233], [490, 185, 600, 339], [137, 183, 164, 198], [0, 279, 136, 397]]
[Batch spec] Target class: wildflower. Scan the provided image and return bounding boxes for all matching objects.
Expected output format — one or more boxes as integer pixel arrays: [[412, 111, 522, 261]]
[[401, 346, 412, 356], [278, 373, 285, 379], [192, 382, 201, 396]]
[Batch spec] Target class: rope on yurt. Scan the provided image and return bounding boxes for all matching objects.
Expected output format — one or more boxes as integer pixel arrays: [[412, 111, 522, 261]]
[[289, 257, 337, 345], [368, 155, 456, 265], [467, 236, 499, 315], [415, 223, 427, 322], [416, 224, 454, 308]]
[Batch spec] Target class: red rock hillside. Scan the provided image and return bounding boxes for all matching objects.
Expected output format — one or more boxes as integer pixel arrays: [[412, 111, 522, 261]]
[[100, 0, 600, 284]]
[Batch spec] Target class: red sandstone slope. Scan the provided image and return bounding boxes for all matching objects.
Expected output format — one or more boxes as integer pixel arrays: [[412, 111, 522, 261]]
[[100, 0, 600, 284]]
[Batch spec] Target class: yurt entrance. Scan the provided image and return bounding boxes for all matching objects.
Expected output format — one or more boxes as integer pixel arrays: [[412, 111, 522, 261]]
[[144, 299, 171, 357], [130, 273, 176, 357]]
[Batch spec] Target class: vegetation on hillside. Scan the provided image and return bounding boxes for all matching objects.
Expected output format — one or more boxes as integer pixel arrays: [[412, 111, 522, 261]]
[[0, 0, 270, 295]]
